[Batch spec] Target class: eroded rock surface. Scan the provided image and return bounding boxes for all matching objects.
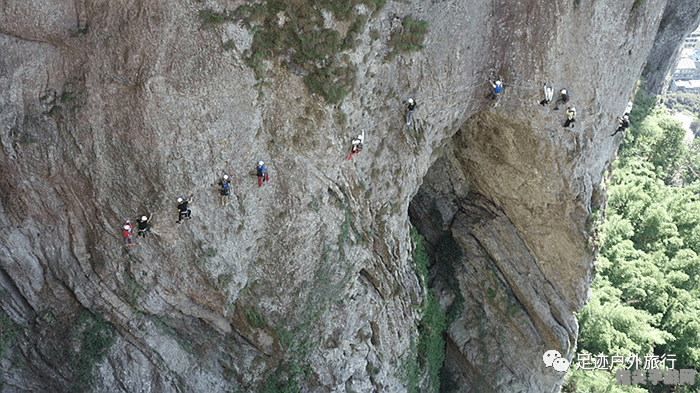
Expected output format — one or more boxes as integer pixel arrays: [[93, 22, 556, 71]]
[[643, 0, 700, 95], [0, 0, 690, 392]]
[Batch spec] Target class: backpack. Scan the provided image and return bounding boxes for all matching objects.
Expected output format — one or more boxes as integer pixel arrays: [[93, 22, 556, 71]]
[[257, 166, 264, 177]]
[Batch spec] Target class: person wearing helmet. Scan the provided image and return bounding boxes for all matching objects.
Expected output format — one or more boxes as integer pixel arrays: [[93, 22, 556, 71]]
[[122, 220, 135, 245], [539, 84, 554, 106], [563, 106, 577, 128], [218, 174, 231, 205], [177, 195, 193, 223], [612, 113, 630, 136], [136, 214, 152, 238], [348, 130, 366, 160], [486, 78, 503, 100], [256, 161, 269, 187], [405, 98, 417, 125], [554, 89, 570, 110]]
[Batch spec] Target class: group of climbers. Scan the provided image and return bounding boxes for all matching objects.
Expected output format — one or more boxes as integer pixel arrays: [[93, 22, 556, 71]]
[[540, 86, 577, 128], [486, 79, 631, 135], [121, 162, 271, 245], [121, 73, 633, 244], [540, 84, 632, 134]]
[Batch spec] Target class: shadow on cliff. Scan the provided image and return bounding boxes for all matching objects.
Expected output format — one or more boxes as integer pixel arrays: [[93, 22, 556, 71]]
[[408, 109, 590, 392]]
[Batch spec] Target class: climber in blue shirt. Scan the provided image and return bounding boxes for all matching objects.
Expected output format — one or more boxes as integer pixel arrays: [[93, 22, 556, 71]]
[[218, 174, 231, 205], [486, 79, 503, 100], [257, 161, 269, 187]]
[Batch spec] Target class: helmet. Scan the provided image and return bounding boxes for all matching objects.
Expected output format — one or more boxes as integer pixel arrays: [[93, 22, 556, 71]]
[[623, 114, 629, 119], [177, 197, 183, 203], [123, 225, 129, 230], [223, 174, 229, 180], [141, 216, 147, 221], [561, 89, 567, 94], [495, 81, 502, 86], [259, 161, 264, 166], [570, 107, 575, 111], [408, 98, 414, 104]]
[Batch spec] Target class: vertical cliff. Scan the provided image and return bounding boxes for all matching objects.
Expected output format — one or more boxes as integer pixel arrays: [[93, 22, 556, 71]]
[[643, 0, 700, 95], [0, 0, 688, 392]]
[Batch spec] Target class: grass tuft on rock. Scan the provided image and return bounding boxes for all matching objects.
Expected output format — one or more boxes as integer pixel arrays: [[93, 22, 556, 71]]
[[0, 309, 18, 359], [387, 16, 428, 61], [70, 310, 117, 390], [225, 0, 383, 104], [403, 227, 447, 392]]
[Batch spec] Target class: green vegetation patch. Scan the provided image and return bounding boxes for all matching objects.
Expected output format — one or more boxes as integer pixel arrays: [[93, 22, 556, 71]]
[[435, 235, 465, 323], [0, 309, 19, 359], [260, 360, 308, 393], [386, 16, 428, 61], [70, 310, 117, 389], [245, 307, 268, 329], [417, 291, 446, 392], [571, 82, 700, 391], [398, 336, 421, 393], [207, 0, 387, 104], [402, 227, 447, 392]]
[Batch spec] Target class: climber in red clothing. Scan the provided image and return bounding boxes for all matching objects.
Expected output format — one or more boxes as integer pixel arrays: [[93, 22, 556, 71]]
[[122, 220, 135, 245]]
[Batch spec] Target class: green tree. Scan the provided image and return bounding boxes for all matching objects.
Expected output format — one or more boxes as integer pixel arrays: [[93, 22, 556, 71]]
[[574, 84, 700, 392], [619, 107, 688, 183]]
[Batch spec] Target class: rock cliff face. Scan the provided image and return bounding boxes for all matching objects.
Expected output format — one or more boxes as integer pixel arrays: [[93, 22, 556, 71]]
[[643, 0, 700, 95], [0, 0, 688, 392]]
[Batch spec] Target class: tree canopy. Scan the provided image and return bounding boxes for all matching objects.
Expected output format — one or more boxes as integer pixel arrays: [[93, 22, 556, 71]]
[[565, 86, 700, 392]]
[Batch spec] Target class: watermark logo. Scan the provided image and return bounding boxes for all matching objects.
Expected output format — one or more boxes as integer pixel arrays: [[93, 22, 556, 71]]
[[543, 350, 570, 372], [567, 353, 696, 386]]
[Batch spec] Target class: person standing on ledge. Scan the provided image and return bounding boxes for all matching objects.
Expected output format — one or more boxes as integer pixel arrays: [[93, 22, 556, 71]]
[[554, 89, 570, 110], [485, 79, 503, 100], [540, 84, 554, 106], [136, 214, 152, 238], [177, 196, 193, 223], [405, 98, 417, 125], [257, 161, 269, 187], [122, 220, 135, 245], [612, 113, 630, 136], [218, 174, 231, 205], [348, 130, 365, 160], [563, 106, 577, 128]]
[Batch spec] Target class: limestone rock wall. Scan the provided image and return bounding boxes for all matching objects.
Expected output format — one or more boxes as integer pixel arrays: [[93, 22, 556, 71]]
[[0, 0, 686, 392], [643, 0, 700, 95]]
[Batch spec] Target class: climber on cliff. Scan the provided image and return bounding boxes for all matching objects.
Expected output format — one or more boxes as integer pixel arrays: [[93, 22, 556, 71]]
[[611, 113, 630, 136], [136, 214, 152, 238], [539, 84, 554, 106], [176, 196, 193, 223], [405, 98, 417, 125], [553, 89, 570, 110], [122, 220, 135, 245], [485, 78, 503, 100], [348, 130, 365, 160], [257, 161, 269, 187], [563, 106, 577, 128], [218, 174, 231, 205]]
